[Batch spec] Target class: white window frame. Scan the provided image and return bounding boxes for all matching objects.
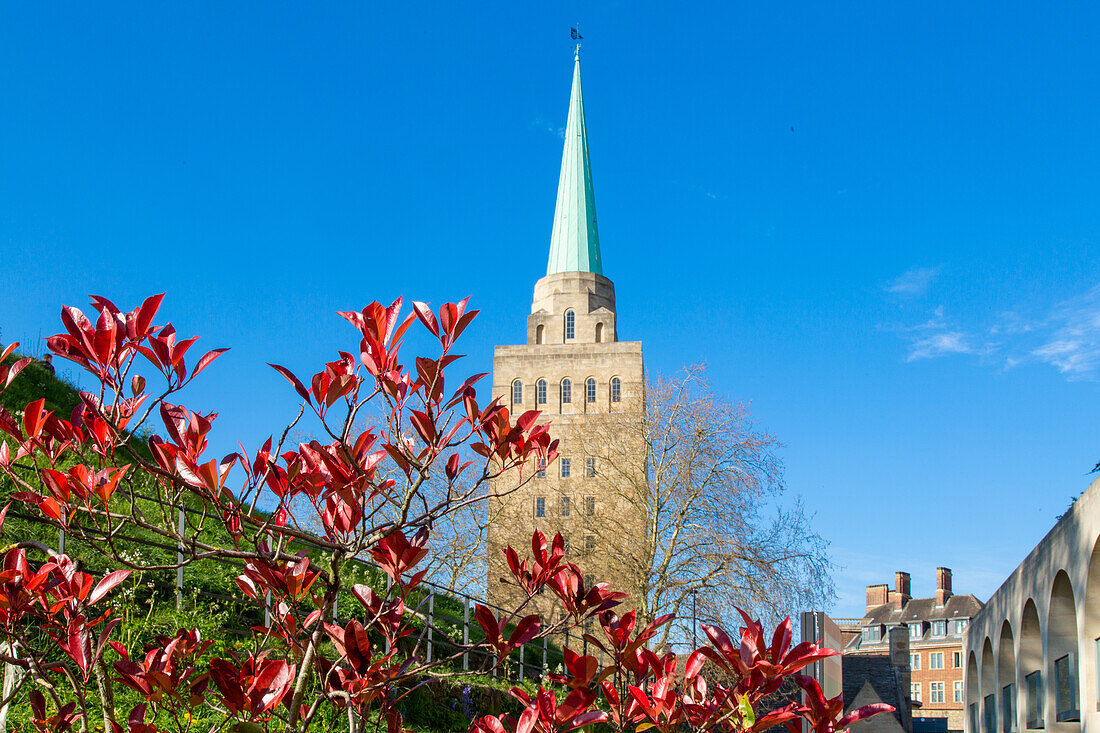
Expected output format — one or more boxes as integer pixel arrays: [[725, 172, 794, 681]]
[[534, 497, 546, 517], [911, 653, 920, 670], [911, 683, 922, 703], [537, 379, 547, 404], [561, 378, 572, 404], [565, 310, 575, 340], [512, 380, 523, 404], [585, 377, 596, 403], [610, 377, 621, 403], [560, 495, 571, 516], [561, 458, 571, 478]]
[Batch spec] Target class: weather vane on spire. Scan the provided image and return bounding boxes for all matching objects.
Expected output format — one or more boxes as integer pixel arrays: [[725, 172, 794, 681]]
[[571, 24, 583, 58]]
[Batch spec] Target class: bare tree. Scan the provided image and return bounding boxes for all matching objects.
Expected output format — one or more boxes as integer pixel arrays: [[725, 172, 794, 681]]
[[582, 364, 833, 649]]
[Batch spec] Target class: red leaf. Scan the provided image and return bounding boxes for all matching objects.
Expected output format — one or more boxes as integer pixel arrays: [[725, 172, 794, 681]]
[[268, 363, 311, 403], [191, 348, 229, 379], [89, 569, 132, 605]]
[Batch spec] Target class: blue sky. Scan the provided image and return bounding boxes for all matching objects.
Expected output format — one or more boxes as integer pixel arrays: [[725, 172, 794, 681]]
[[3, 2, 1100, 618]]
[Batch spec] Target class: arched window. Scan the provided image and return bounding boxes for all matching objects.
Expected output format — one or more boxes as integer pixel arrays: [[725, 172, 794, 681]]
[[536, 324, 544, 345], [536, 379, 547, 404], [512, 380, 523, 404], [585, 377, 596, 403], [610, 377, 621, 403], [565, 310, 575, 340], [595, 322, 603, 343], [561, 378, 572, 403]]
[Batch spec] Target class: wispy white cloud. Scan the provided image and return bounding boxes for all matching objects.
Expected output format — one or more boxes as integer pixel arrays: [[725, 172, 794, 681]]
[[884, 266, 939, 296], [1030, 285, 1100, 379], [531, 117, 565, 140], [886, 279, 1100, 381], [907, 331, 975, 361]]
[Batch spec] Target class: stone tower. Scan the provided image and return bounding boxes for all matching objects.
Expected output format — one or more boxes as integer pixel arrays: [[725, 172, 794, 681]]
[[486, 52, 646, 620]]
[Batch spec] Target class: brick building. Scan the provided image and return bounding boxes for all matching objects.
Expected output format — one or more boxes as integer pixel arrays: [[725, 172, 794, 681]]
[[847, 568, 984, 732]]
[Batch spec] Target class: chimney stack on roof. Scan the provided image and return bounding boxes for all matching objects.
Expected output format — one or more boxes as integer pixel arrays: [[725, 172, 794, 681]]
[[866, 583, 889, 613], [893, 571, 911, 610], [936, 567, 953, 606]]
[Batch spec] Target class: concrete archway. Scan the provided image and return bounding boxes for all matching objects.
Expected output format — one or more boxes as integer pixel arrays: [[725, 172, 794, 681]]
[[1083, 537, 1100, 728], [1048, 571, 1080, 730], [983, 638, 997, 733], [999, 620, 1018, 732], [969, 650, 982, 733], [1020, 600, 1043, 730]]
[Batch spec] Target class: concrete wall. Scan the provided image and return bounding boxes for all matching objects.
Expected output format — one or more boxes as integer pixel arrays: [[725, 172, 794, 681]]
[[965, 476, 1100, 733]]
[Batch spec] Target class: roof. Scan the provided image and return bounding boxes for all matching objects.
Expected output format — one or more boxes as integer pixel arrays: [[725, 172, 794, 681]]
[[863, 594, 983, 627], [842, 655, 908, 729], [546, 53, 603, 277]]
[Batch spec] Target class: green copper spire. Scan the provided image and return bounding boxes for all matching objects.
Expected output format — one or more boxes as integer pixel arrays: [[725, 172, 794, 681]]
[[546, 52, 603, 276]]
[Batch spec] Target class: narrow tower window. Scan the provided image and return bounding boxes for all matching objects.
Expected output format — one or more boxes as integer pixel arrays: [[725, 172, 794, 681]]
[[512, 380, 523, 404], [610, 377, 621, 403], [536, 324, 545, 344], [537, 379, 547, 404], [585, 377, 596, 403], [561, 378, 572, 403], [595, 322, 604, 343], [565, 310, 575, 340]]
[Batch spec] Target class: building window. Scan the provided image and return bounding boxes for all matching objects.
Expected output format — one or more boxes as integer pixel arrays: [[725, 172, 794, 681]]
[[1054, 653, 1079, 722], [537, 379, 547, 404], [932, 620, 947, 636], [534, 497, 546, 517], [595, 322, 603, 343], [536, 458, 546, 478], [560, 496, 571, 516], [561, 378, 572, 403], [955, 619, 968, 634], [610, 377, 621, 403], [584, 496, 595, 516], [536, 324, 545, 344], [971, 703, 981, 733], [930, 652, 944, 670], [931, 682, 945, 704], [862, 626, 882, 643], [585, 377, 596, 403], [985, 694, 997, 733], [910, 623, 923, 639], [955, 681, 964, 703], [584, 535, 595, 552], [954, 651, 963, 668], [1003, 683, 1017, 733], [1025, 671, 1043, 729], [561, 458, 571, 478], [911, 683, 922, 703], [562, 537, 571, 554], [565, 310, 575, 340], [585, 458, 596, 477], [512, 380, 523, 404], [911, 653, 920, 670]]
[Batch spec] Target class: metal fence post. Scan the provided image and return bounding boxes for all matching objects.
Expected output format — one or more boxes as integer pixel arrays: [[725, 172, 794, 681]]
[[462, 599, 470, 671], [58, 528, 65, 555], [264, 590, 271, 628], [519, 642, 525, 680], [542, 635, 548, 676], [426, 593, 434, 663], [175, 507, 185, 610]]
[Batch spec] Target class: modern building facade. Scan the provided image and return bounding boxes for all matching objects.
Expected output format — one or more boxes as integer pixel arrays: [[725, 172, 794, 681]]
[[848, 569, 984, 732], [964, 476, 1100, 733], [485, 52, 646, 619]]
